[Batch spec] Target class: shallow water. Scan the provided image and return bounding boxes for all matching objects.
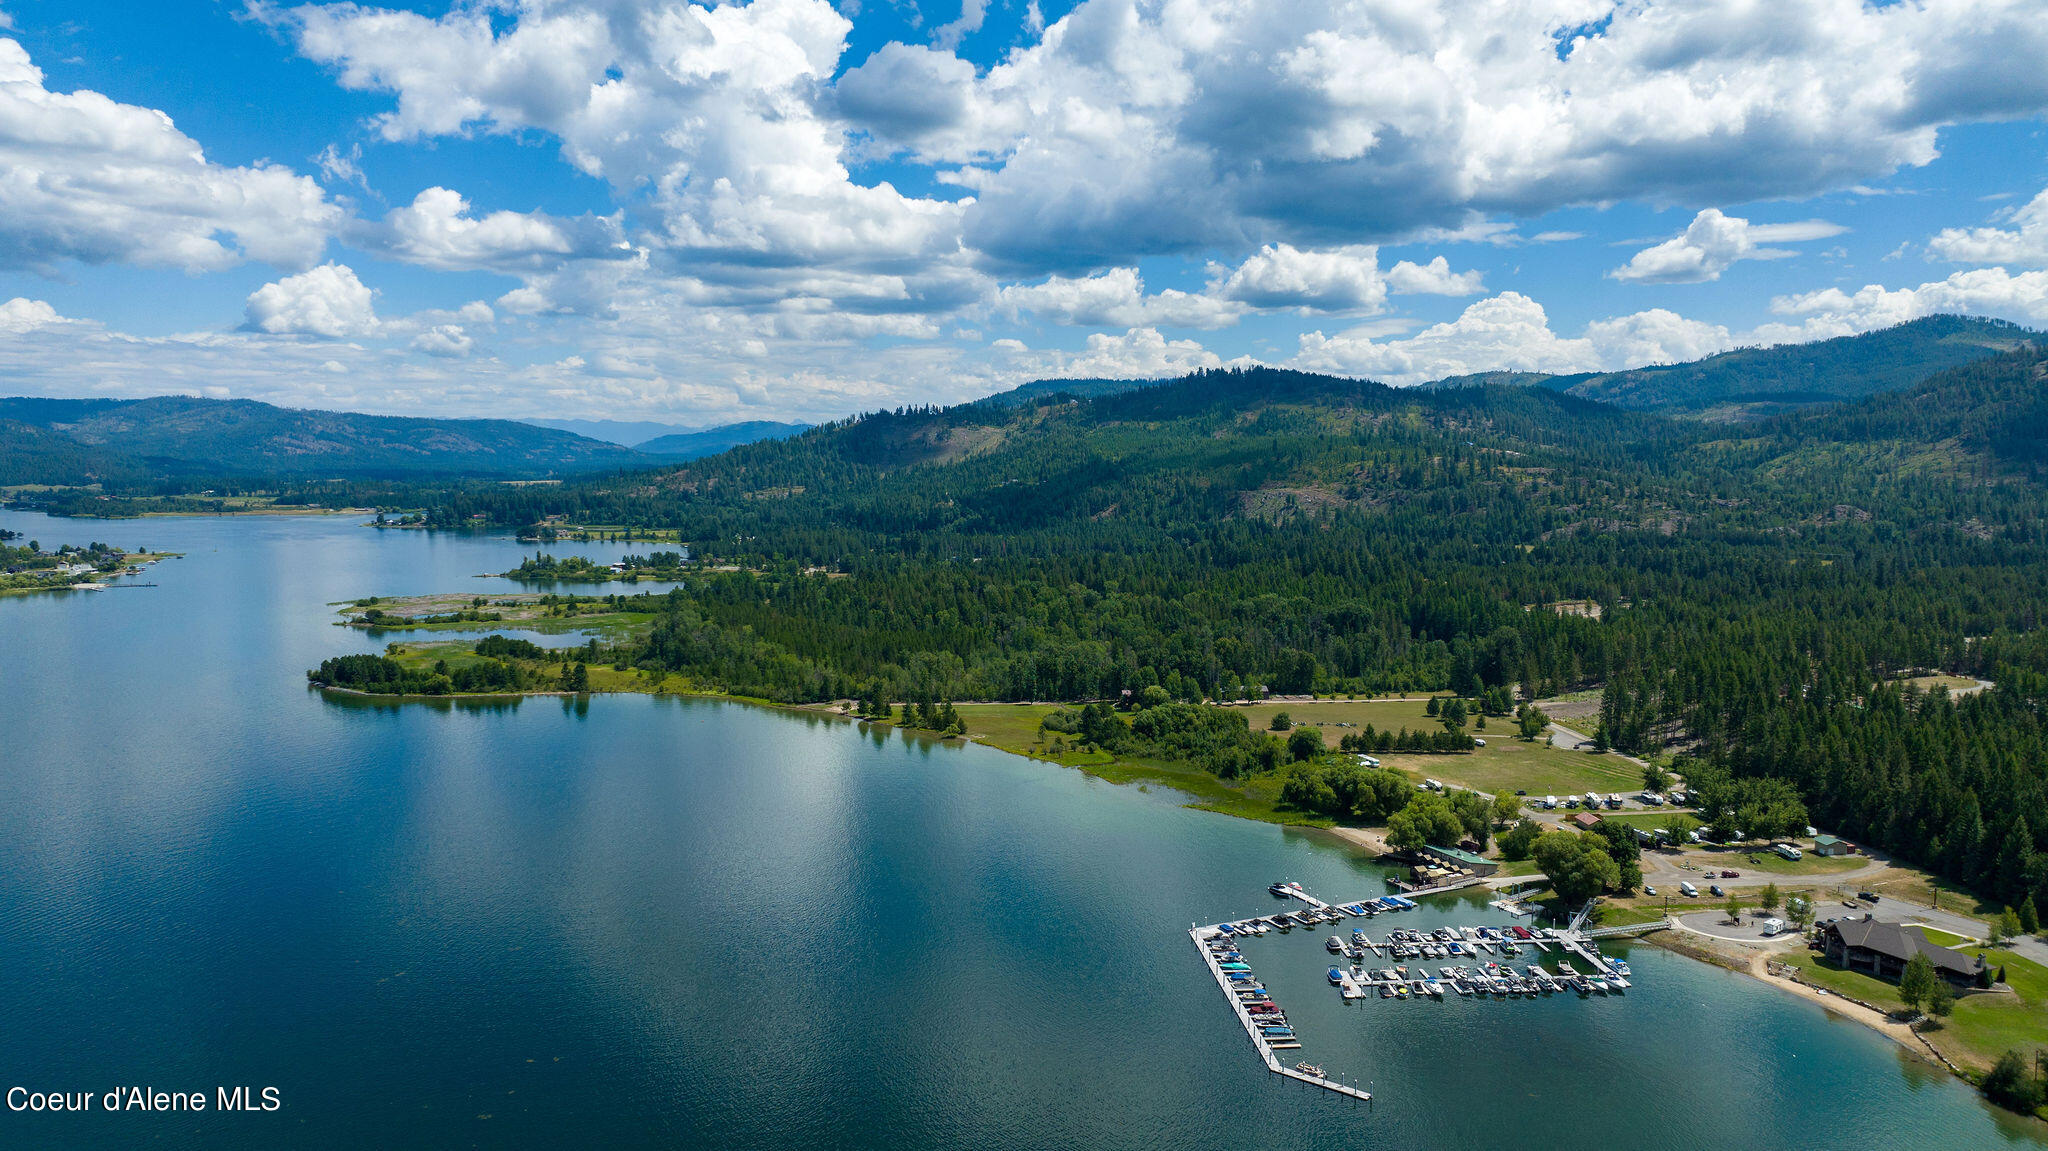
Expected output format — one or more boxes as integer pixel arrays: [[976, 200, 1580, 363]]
[[1, 510, 2036, 1149]]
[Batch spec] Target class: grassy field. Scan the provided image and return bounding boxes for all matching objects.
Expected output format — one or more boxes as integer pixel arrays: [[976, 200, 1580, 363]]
[[1891, 674, 1985, 693], [949, 703, 1312, 824], [1711, 850, 1867, 877], [336, 593, 660, 637], [1779, 946, 2048, 1071], [1600, 811, 1703, 833], [1380, 739, 1645, 798], [1862, 873, 2003, 919], [1226, 697, 1649, 796]]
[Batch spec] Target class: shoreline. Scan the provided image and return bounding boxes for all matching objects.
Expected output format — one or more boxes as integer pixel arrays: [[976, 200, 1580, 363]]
[[1648, 923, 1976, 1079], [306, 675, 2037, 1112]]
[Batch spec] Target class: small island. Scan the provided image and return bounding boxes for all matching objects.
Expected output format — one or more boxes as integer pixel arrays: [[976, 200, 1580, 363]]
[[0, 530, 169, 594], [337, 590, 665, 633], [500, 550, 691, 582]]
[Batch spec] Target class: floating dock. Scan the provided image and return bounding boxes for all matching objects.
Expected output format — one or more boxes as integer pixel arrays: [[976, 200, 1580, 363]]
[[1196, 883, 1674, 1101], [1191, 926, 1371, 1103]]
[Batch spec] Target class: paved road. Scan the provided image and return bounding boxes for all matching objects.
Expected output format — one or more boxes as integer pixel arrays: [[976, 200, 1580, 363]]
[[1673, 910, 1807, 943]]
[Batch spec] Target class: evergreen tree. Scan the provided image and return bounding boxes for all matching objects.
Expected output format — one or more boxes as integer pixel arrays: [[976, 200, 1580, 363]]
[[1899, 953, 1937, 1014], [1926, 979, 1954, 1023]]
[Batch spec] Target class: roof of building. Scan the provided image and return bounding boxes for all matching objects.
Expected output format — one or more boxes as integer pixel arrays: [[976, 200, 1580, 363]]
[[1568, 812, 1601, 828], [1814, 834, 1845, 847], [1826, 916, 1984, 977], [1426, 845, 1491, 867]]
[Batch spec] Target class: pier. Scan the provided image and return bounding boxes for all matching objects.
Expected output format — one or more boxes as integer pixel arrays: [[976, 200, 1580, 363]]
[[1195, 883, 1658, 1102], [1190, 926, 1372, 1103]]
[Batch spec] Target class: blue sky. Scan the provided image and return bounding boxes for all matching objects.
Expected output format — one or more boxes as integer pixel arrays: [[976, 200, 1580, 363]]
[[1, 0, 2045, 424]]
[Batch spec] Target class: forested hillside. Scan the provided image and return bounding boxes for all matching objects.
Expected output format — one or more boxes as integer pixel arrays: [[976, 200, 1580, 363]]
[[292, 335, 2048, 913], [0, 395, 647, 483], [1528, 315, 2031, 414]]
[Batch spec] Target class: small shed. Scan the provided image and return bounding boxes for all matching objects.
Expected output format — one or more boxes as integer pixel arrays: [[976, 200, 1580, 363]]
[[1568, 812, 1602, 830], [1813, 834, 1857, 857]]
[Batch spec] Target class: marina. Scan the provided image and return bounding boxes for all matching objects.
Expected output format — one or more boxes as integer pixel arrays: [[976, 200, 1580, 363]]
[[1195, 882, 1670, 1101]]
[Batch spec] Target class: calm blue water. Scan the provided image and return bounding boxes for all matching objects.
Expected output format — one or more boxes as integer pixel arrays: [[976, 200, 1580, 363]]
[[1, 511, 2038, 1149]]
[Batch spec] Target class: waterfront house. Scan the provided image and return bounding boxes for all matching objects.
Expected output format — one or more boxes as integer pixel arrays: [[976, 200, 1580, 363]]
[[1818, 915, 1985, 986], [1813, 835, 1857, 857]]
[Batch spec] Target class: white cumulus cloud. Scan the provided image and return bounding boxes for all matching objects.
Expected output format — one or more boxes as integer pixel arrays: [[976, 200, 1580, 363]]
[[0, 37, 339, 273], [0, 296, 64, 335], [1220, 244, 1389, 313], [410, 324, 474, 357], [244, 263, 378, 338], [1290, 293, 1735, 385], [1763, 268, 2048, 338], [997, 267, 1243, 329], [1613, 209, 1847, 284], [1385, 256, 1485, 296], [372, 186, 630, 273], [1928, 187, 2048, 267]]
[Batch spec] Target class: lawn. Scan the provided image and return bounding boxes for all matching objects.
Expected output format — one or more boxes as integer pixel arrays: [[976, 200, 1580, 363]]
[[1779, 946, 2048, 1072], [1239, 695, 1650, 796], [1601, 811, 1704, 833], [1230, 697, 1447, 736], [949, 703, 1316, 825], [1713, 850, 1866, 877], [1377, 737, 1646, 798], [1919, 927, 1977, 948], [951, 699, 1655, 822]]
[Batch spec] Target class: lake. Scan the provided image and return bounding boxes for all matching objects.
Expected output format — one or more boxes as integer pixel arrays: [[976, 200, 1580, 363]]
[[1, 510, 2038, 1149]]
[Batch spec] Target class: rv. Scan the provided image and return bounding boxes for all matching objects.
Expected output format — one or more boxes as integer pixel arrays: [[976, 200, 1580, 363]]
[[1543, 795, 1557, 810], [1423, 779, 1443, 792], [1773, 843, 1803, 861], [1679, 882, 1699, 897], [1606, 794, 1623, 810], [1584, 792, 1600, 809], [1759, 917, 1787, 937]]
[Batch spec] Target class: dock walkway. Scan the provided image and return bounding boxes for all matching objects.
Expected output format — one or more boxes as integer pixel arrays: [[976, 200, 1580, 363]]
[[1196, 882, 1656, 1103], [1191, 926, 1371, 1104]]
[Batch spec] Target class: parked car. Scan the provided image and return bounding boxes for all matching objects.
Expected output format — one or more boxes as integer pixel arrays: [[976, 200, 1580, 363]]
[[1680, 882, 1698, 897], [1514, 789, 1527, 796], [1721, 870, 1740, 878], [1473, 738, 1486, 747], [1709, 884, 1726, 897], [1644, 885, 1657, 896], [1842, 899, 1860, 908], [1857, 891, 1880, 902]]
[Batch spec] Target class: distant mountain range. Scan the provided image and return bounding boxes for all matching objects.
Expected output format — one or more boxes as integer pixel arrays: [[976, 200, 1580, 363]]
[[0, 396, 647, 485], [522, 418, 703, 447], [636, 421, 811, 458], [1, 315, 2032, 488], [1427, 315, 2035, 415]]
